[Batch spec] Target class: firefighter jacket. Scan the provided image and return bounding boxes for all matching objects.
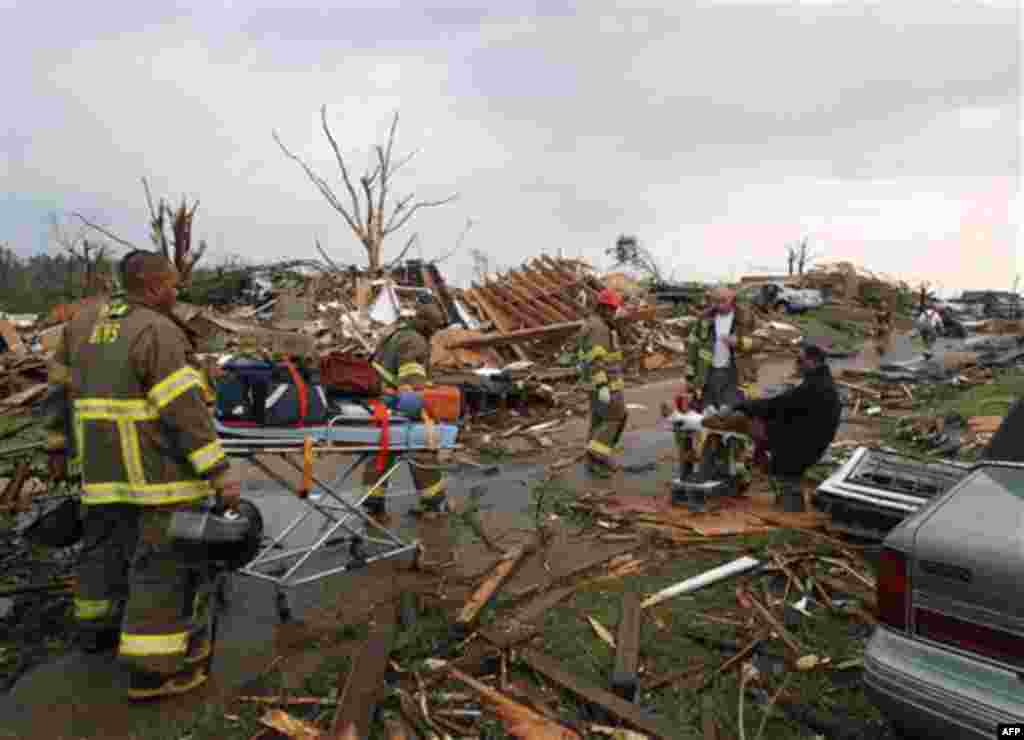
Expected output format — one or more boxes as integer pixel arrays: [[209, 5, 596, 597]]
[[372, 323, 431, 390], [575, 314, 625, 393], [45, 299, 230, 506], [686, 304, 759, 389]]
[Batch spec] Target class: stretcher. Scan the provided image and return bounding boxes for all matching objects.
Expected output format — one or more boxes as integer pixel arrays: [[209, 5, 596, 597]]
[[219, 417, 460, 622]]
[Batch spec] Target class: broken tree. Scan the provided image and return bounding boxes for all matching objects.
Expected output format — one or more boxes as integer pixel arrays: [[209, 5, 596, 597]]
[[274, 107, 458, 275]]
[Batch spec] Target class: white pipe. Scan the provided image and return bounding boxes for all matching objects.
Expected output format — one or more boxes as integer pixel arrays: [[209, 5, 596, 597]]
[[642, 556, 761, 609]]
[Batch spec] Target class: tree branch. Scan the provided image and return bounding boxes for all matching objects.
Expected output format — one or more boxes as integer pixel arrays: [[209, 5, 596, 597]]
[[71, 213, 137, 250], [383, 233, 419, 270], [319, 105, 365, 230], [273, 129, 362, 237], [385, 194, 459, 236]]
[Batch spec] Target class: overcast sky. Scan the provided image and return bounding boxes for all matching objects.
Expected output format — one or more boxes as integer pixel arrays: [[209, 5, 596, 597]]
[[1, 0, 1020, 294]]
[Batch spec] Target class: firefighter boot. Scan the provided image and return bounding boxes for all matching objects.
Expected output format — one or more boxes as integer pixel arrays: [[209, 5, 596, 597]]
[[127, 663, 209, 701]]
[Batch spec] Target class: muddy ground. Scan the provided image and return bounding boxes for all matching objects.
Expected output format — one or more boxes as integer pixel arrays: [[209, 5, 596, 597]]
[[0, 332, 971, 739]]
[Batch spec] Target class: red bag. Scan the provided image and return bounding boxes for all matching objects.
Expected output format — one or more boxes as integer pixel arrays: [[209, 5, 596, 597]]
[[319, 352, 381, 395]]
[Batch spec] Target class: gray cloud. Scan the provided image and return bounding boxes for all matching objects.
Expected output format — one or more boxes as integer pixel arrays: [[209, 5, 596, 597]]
[[1, 0, 1018, 294]]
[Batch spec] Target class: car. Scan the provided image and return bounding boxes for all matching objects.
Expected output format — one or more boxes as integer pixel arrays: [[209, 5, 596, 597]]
[[748, 281, 824, 313], [863, 403, 1024, 739]]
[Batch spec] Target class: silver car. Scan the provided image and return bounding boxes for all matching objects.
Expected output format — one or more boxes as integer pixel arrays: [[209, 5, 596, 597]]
[[864, 459, 1024, 739]]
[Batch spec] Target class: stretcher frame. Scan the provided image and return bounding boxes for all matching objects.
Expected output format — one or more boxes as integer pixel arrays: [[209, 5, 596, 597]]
[[221, 434, 457, 621]]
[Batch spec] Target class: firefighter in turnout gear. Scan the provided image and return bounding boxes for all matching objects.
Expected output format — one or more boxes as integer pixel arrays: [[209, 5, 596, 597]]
[[45, 251, 241, 700], [577, 288, 628, 478], [362, 297, 449, 519]]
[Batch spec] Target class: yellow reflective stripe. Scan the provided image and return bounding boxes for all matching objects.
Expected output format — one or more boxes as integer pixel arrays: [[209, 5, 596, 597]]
[[587, 440, 613, 457], [119, 631, 190, 657], [609, 379, 626, 392], [48, 361, 71, 385], [587, 345, 609, 363], [397, 362, 426, 379], [592, 371, 609, 386], [120, 419, 146, 486], [148, 366, 203, 410], [82, 480, 212, 506], [699, 349, 713, 363], [74, 598, 113, 620], [189, 439, 226, 475], [606, 351, 624, 362], [74, 398, 157, 421], [420, 478, 447, 499], [373, 362, 399, 388], [46, 432, 67, 451], [70, 414, 85, 474]]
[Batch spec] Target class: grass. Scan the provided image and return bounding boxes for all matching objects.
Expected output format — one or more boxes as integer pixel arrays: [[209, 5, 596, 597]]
[[528, 532, 880, 739], [786, 310, 870, 354]]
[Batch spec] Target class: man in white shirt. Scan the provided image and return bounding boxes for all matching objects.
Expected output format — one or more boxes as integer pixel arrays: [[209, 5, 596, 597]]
[[687, 288, 757, 413]]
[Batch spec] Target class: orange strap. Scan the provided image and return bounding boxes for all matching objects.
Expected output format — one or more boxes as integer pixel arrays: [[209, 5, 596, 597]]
[[283, 359, 308, 427], [300, 435, 313, 498], [369, 400, 391, 473]]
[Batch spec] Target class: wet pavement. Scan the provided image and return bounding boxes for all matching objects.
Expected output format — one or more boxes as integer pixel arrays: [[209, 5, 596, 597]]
[[0, 330, 984, 738]]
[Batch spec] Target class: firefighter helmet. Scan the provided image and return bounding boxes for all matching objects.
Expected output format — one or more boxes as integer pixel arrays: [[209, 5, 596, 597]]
[[596, 288, 624, 309]]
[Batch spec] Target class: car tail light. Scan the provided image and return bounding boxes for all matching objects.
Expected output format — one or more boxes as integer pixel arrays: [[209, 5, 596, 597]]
[[915, 608, 1024, 667], [877, 547, 909, 631], [675, 394, 690, 412]]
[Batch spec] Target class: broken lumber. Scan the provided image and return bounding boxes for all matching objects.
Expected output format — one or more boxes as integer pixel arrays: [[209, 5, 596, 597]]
[[611, 589, 642, 702], [330, 601, 399, 738], [259, 709, 323, 740], [448, 665, 581, 739], [520, 648, 677, 740], [457, 543, 533, 630], [446, 321, 584, 350], [835, 380, 881, 398], [642, 557, 761, 609], [742, 591, 804, 657], [0, 461, 32, 507]]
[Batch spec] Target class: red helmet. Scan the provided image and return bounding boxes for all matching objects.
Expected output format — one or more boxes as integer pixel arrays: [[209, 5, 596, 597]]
[[596, 288, 624, 309]]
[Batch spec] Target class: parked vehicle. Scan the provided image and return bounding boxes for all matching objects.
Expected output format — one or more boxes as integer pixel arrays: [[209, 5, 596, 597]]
[[748, 282, 824, 313], [864, 403, 1024, 739]]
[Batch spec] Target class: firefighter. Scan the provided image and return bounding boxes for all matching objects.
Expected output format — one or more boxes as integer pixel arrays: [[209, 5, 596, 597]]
[[686, 287, 760, 486], [577, 288, 628, 478], [362, 297, 449, 519], [45, 250, 241, 700]]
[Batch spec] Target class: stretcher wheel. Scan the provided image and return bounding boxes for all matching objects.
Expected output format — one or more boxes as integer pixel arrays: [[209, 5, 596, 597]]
[[275, 591, 292, 623]]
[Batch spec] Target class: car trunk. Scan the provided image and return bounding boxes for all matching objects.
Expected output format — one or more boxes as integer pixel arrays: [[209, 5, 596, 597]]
[[907, 464, 1024, 671]]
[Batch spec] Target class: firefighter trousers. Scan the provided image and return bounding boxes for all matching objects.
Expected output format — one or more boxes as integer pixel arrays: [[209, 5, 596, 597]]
[[586, 390, 628, 469], [73, 503, 215, 677], [361, 451, 447, 511]]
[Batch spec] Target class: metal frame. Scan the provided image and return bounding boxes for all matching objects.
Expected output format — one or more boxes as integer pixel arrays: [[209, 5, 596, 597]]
[[221, 437, 448, 620]]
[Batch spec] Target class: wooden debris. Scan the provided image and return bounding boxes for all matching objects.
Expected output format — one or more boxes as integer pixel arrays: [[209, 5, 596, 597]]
[[611, 590, 642, 702], [330, 601, 398, 738], [259, 709, 323, 740], [587, 616, 617, 650], [239, 696, 339, 706], [742, 591, 804, 658], [448, 665, 581, 739], [0, 461, 32, 507], [642, 557, 761, 609], [641, 660, 706, 692], [0, 383, 48, 410], [521, 648, 678, 739], [457, 543, 534, 629]]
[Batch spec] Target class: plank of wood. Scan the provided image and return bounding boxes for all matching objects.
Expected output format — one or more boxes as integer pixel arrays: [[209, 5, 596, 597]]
[[835, 380, 882, 398], [330, 601, 399, 738], [742, 591, 804, 657], [0, 383, 48, 409], [505, 544, 640, 602], [0, 460, 31, 507], [445, 321, 584, 350], [456, 543, 533, 628], [448, 666, 581, 739], [611, 590, 642, 702], [521, 648, 678, 740]]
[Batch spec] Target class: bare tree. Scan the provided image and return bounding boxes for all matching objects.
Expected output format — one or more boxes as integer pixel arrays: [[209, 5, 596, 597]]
[[425, 218, 475, 266], [785, 243, 798, 275], [142, 178, 208, 286], [470, 246, 496, 283], [50, 215, 111, 297], [606, 234, 665, 283], [274, 107, 459, 273]]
